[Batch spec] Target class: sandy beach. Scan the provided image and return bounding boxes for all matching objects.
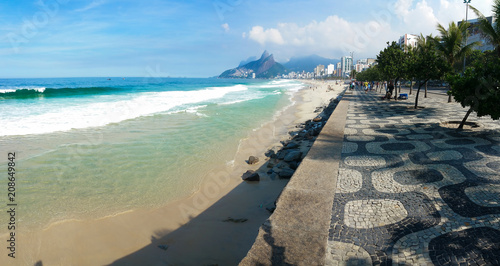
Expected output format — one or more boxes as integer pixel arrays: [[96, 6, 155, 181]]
[[8, 80, 345, 266]]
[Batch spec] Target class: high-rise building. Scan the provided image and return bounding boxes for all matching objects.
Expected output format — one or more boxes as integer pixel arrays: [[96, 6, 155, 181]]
[[356, 64, 369, 73], [314, 65, 325, 77], [341, 56, 353, 78], [357, 59, 367, 65]]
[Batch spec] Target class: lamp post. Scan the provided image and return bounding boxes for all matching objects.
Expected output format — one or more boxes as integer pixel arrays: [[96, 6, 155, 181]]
[[350, 51, 354, 80], [463, 0, 471, 73], [451, 0, 472, 103]]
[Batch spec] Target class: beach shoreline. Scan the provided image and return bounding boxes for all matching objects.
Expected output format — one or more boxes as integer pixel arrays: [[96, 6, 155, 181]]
[[4, 80, 345, 266]]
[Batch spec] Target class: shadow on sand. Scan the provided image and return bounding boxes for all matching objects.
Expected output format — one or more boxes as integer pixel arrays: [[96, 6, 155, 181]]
[[106, 94, 344, 265]]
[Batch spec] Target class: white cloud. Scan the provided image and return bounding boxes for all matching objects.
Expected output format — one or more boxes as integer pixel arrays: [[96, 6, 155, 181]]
[[468, 0, 496, 18], [75, 0, 106, 12], [395, 0, 412, 18], [440, 0, 450, 10], [243, 0, 496, 60], [248, 26, 285, 45], [245, 14, 395, 60], [390, 0, 495, 37], [221, 23, 230, 33], [436, 0, 462, 26], [393, 0, 439, 36]]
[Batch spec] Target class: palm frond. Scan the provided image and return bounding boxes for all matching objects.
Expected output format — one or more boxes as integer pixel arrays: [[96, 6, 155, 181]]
[[470, 4, 500, 49], [436, 23, 447, 37], [494, 0, 500, 34], [469, 5, 487, 20]]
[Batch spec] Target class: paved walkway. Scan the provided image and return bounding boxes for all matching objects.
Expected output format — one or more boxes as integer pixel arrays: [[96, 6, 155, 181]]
[[326, 88, 500, 265]]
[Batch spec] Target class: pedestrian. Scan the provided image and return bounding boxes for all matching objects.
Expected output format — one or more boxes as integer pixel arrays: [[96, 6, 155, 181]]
[[386, 81, 395, 100]]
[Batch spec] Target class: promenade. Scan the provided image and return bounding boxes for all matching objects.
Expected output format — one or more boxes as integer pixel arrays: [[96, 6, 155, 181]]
[[242, 85, 500, 265], [327, 87, 500, 265]]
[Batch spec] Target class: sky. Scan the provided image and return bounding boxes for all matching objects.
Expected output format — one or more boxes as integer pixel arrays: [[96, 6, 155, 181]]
[[0, 0, 495, 78]]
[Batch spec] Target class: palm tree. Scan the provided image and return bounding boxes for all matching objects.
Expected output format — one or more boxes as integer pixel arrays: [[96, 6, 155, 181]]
[[434, 21, 479, 101], [415, 33, 435, 54], [435, 21, 478, 71], [470, 0, 500, 56]]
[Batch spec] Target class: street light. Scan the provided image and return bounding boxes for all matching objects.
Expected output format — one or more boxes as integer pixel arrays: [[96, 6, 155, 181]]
[[350, 51, 354, 79], [463, 0, 471, 73]]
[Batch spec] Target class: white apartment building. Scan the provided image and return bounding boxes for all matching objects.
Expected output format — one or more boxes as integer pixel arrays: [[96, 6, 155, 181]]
[[327, 64, 335, 76], [398, 34, 418, 52], [356, 64, 369, 73]]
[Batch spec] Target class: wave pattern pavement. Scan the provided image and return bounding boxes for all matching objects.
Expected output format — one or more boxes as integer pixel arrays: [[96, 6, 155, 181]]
[[327, 88, 500, 265]]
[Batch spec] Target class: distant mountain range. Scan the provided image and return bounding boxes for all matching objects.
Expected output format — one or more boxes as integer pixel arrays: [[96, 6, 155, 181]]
[[218, 51, 340, 79], [282, 55, 340, 73]]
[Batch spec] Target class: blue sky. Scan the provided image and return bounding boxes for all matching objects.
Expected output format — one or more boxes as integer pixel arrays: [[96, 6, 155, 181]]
[[0, 0, 495, 78]]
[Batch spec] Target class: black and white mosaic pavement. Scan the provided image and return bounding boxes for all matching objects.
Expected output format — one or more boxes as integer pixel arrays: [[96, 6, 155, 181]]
[[327, 89, 500, 265]]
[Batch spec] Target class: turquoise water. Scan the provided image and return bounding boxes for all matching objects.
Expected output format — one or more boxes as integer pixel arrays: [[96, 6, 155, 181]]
[[0, 78, 303, 232]]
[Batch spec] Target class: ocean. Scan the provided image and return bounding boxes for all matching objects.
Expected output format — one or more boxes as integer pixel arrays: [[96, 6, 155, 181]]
[[0, 77, 303, 234]]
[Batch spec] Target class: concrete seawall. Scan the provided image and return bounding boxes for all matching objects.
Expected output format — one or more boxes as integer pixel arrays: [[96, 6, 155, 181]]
[[240, 96, 350, 265]]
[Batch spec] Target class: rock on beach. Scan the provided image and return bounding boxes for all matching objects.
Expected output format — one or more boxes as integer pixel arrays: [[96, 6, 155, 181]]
[[278, 168, 295, 179], [247, 156, 259, 165], [242, 170, 260, 181], [284, 150, 302, 162]]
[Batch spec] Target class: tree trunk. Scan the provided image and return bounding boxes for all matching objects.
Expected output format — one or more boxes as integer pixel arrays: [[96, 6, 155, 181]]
[[394, 78, 399, 101], [447, 84, 452, 103], [415, 81, 423, 109], [459, 107, 474, 129], [409, 80, 413, 95], [424, 81, 428, 98]]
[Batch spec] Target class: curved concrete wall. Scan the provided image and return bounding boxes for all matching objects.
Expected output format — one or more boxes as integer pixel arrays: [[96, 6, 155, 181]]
[[240, 97, 349, 265]]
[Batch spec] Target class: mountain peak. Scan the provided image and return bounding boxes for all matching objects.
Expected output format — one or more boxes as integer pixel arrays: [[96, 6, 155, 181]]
[[219, 51, 287, 79], [260, 50, 270, 60]]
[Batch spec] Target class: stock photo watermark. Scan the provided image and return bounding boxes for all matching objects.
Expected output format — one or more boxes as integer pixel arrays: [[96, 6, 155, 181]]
[[6, 0, 69, 53], [176, 105, 297, 221], [341, 2, 395, 54], [213, 0, 244, 21]]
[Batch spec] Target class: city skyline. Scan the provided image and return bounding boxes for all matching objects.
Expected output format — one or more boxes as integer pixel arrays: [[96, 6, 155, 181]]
[[0, 0, 495, 78]]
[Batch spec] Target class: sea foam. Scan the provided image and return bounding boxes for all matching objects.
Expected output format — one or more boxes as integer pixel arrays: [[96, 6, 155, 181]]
[[0, 84, 252, 136]]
